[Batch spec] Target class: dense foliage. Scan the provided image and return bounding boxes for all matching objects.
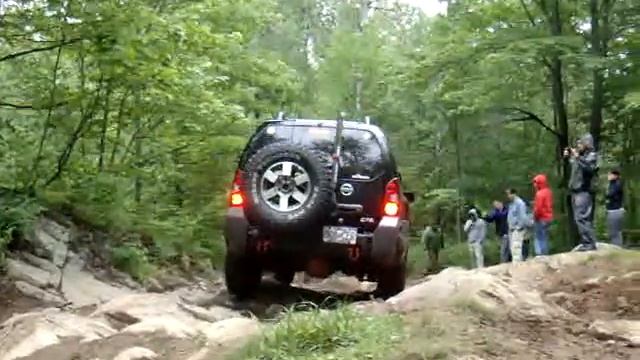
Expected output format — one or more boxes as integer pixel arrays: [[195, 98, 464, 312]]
[[1, 0, 638, 271]]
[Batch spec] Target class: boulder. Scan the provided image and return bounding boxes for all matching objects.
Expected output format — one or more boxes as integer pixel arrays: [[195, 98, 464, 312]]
[[0, 309, 117, 360], [61, 256, 134, 307], [113, 347, 157, 360], [589, 320, 640, 347], [201, 317, 260, 344], [24, 218, 72, 267], [6, 259, 58, 288], [14, 281, 66, 306], [386, 267, 572, 323]]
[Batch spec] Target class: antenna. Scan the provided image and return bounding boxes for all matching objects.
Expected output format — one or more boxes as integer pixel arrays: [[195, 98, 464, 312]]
[[364, 116, 371, 125], [276, 111, 285, 120]]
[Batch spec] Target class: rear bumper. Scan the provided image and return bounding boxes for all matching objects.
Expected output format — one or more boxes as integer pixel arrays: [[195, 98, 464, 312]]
[[224, 209, 408, 269]]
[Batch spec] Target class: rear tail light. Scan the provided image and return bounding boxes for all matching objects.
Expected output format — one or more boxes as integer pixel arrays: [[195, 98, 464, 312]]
[[229, 170, 244, 207], [383, 178, 401, 217]]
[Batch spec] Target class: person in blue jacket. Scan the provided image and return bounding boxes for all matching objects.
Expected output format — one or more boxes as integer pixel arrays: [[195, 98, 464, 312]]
[[485, 200, 510, 263]]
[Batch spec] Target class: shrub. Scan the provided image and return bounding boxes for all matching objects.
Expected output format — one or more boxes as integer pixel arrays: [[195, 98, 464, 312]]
[[110, 243, 155, 280], [0, 191, 42, 267]]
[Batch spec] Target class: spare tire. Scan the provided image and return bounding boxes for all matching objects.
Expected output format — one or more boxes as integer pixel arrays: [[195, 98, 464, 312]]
[[242, 142, 334, 232]]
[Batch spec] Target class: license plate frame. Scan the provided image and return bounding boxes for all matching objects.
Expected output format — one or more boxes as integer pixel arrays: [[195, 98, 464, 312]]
[[322, 226, 358, 245]]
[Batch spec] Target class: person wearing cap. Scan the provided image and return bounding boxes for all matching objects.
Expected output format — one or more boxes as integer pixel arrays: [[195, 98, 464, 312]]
[[565, 133, 599, 251], [606, 169, 625, 247], [463, 208, 487, 268]]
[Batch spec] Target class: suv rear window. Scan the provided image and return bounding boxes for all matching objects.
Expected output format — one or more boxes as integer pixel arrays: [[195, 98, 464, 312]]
[[242, 124, 385, 179]]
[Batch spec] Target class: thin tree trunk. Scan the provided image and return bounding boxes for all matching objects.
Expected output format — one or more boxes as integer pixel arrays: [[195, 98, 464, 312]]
[[589, 0, 605, 150], [452, 115, 463, 244], [30, 39, 64, 187], [110, 91, 130, 166], [134, 117, 143, 203], [98, 83, 113, 171], [44, 91, 102, 187]]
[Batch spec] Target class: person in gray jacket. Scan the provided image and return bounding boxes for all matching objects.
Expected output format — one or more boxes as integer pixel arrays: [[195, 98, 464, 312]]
[[564, 133, 599, 251], [464, 208, 487, 268], [506, 188, 527, 262]]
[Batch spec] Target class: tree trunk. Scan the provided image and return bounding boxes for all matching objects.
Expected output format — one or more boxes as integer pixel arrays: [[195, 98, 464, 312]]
[[30, 40, 64, 187], [546, 0, 578, 246], [452, 115, 463, 244], [110, 92, 129, 166], [589, 0, 605, 150], [98, 84, 113, 171]]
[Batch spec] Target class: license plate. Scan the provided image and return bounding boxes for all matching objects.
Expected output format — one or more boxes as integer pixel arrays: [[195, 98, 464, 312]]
[[323, 226, 357, 245]]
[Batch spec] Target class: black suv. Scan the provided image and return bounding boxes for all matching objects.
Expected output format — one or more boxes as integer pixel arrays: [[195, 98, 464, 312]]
[[224, 116, 413, 298]]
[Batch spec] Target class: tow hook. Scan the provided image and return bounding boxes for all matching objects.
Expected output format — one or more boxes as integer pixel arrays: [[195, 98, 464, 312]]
[[348, 246, 361, 261], [256, 240, 271, 253]]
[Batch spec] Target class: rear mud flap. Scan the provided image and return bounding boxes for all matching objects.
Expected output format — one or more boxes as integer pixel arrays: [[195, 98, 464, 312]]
[[371, 217, 407, 267], [224, 207, 249, 256]]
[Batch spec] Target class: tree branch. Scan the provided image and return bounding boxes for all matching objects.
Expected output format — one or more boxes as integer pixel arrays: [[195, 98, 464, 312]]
[[503, 107, 562, 138], [0, 38, 81, 63], [0, 100, 69, 110]]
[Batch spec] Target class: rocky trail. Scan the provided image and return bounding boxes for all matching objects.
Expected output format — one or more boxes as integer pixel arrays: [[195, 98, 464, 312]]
[[1, 217, 639, 360]]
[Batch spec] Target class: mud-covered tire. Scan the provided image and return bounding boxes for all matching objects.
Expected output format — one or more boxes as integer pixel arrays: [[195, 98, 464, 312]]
[[274, 270, 295, 286], [375, 262, 406, 299], [225, 253, 262, 299], [242, 142, 334, 232]]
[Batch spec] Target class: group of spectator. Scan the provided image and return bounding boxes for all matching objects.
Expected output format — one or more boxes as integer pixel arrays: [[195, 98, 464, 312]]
[[422, 133, 626, 271]]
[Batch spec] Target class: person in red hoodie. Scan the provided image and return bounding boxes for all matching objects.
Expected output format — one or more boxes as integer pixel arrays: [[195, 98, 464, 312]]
[[532, 174, 554, 256]]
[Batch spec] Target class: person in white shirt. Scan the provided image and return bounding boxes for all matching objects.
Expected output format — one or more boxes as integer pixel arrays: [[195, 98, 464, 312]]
[[464, 208, 487, 268]]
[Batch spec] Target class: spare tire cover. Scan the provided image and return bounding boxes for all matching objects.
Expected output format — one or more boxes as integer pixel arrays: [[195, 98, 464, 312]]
[[241, 142, 335, 232]]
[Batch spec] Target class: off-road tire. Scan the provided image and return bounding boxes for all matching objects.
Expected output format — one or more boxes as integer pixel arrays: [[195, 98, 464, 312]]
[[375, 261, 406, 299], [274, 270, 295, 286], [242, 142, 334, 232], [224, 253, 262, 299]]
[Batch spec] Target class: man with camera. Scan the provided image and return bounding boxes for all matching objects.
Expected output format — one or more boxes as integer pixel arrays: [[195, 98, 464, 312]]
[[564, 133, 599, 251]]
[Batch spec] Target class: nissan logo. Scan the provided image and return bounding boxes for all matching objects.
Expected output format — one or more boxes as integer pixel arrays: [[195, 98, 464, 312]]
[[339, 183, 354, 196]]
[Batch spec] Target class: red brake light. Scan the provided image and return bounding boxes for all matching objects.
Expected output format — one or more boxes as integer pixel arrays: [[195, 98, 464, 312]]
[[230, 191, 244, 207], [229, 170, 244, 207], [383, 202, 399, 217], [383, 178, 401, 217]]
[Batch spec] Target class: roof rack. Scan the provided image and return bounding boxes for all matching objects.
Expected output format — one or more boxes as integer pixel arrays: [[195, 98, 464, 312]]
[[267, 111, 373, 125]]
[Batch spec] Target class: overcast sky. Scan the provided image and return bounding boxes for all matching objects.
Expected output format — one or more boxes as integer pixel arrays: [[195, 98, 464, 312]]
[[397, 0, 447, 17]]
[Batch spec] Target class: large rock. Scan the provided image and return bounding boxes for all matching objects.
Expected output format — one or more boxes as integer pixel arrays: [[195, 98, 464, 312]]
[[92, 293, 250, 339], [386, 267, 572, 323], [589, 320, 640, 347], [25, 218, 72, 267], [14, 281, 66, 306], [113, 347, 158, 360], [6, 259, 58, 288], [200, 317, 260, 344], [0, 309, 117, 360], [61, 255, 134, 307]]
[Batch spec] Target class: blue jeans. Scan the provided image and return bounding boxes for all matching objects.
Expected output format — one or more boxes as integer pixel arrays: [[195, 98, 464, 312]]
[[534, 220, 550, 256]]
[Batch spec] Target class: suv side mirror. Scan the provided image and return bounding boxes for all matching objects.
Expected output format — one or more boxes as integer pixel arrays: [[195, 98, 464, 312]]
[[403, 192, 415, 204]]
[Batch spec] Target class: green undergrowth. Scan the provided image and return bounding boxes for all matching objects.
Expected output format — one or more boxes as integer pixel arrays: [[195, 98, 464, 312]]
[[234, 305, 403, 360]]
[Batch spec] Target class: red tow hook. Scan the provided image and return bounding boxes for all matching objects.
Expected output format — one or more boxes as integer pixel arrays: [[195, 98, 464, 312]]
[[348, 246, 361, 261], [256, 240, 272, 253]]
